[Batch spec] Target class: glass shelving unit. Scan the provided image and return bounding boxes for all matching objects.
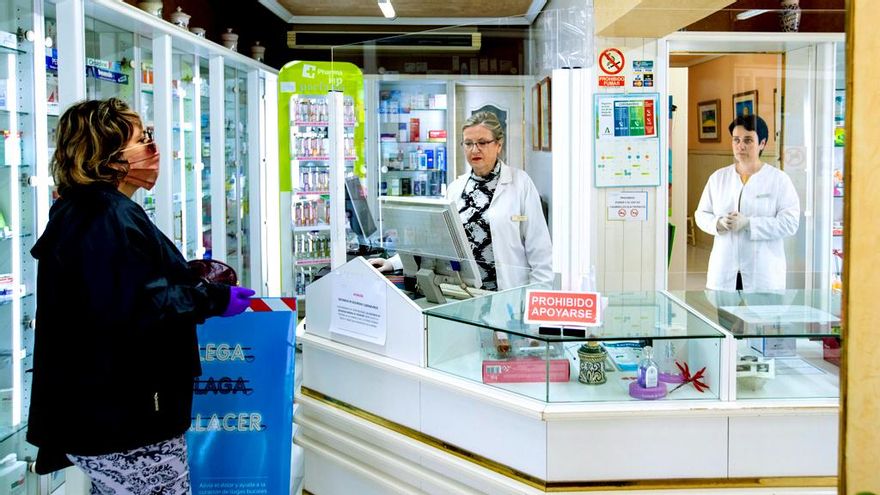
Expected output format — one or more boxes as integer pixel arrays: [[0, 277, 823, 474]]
[[224, 67, 250, 280], [288, 93, 357, 298], [376, 81, 449, 199], [198, 57, 210, 259]]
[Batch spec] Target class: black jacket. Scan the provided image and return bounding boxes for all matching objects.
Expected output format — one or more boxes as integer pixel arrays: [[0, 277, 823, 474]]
[[27, 182, 229, 456]]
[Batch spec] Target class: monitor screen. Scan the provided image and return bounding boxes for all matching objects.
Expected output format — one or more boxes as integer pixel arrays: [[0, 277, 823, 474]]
[[379, 196, 482, 289], [345, 176, 377, 240]]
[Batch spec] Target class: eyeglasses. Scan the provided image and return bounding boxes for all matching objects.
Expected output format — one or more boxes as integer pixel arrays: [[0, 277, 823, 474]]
[[124, 129, 156, 153], [114, 129, 156, 163], [461, 139, 497, 151]]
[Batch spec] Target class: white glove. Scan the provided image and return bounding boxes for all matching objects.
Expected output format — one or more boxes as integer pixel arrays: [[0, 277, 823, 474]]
[[728, 212, 749, 232], [716, 216, 734, 234], [368, 257, 393, 273]]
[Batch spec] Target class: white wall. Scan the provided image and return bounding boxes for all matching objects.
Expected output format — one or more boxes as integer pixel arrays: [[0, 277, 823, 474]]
[[527, 0, 594, 233], [668, 67, 688, 290]]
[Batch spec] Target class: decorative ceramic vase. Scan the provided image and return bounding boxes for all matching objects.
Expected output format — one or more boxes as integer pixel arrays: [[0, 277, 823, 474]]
[[189, 27, 206, 38], [220, 28, 238, 51], [169, 6, 191, 29], [250, 41, 266, 62], [136, 1, 163, 17], [779, 0, 801, 32], [577, 342, 607, 385]]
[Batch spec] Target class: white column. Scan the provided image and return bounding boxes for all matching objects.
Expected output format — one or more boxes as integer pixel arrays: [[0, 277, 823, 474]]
[[328, 90, 346, 269], [55, 0, 85, 109], [262, 71, 281, 295], [247, 70, 263, 292], [152, 34, 173, 240], [209, 56, 226, 261]]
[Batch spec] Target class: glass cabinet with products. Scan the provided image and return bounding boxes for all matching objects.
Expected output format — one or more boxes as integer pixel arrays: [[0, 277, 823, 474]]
[[673, 290, 841, 401], [288, 93, 357, 299], [425, 288, 726, 403], [375, 80, 450, 199], [224, 67, 250, 284], [0, 0, 53, 483]]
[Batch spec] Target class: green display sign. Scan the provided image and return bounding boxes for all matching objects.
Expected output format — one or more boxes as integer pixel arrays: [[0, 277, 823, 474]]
[[277, 61, 364, 191]]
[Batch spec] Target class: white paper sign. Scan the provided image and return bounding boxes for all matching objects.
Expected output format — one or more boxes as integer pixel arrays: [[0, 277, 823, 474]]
[[330, 274, 387, 345], [606, 191, 648, 221]]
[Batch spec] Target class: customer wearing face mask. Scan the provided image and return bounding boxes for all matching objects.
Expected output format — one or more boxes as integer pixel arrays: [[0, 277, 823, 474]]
[[27, 98, 254, 493]]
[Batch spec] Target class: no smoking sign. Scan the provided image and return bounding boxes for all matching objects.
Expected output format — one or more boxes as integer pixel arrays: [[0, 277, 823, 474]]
[[599, 48, 625, 75]]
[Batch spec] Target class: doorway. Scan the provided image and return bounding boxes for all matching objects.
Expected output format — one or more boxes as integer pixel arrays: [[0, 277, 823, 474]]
[[665, 33, 842, 292]]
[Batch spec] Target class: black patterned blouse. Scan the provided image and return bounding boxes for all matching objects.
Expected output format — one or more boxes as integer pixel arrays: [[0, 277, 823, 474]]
[[459, 163, 501, 290]]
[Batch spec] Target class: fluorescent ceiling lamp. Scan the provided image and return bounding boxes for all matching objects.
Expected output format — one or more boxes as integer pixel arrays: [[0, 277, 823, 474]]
[[378, 0, 396, 19], [736, 9, 770, 21]]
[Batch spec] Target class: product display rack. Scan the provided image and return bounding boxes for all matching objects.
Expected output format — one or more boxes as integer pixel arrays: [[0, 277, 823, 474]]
[[0, 0, 54, 488], [289, 93, 356, 298], [68, 0, 279, 292], [224, 67, 250, 285], [375, 80, 450, 199]]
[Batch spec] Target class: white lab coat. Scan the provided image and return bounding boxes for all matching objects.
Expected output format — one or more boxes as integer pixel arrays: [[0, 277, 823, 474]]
[[695, 163, 800, 291], [447, 161, 554, 290], [389, 161, 553, 290]]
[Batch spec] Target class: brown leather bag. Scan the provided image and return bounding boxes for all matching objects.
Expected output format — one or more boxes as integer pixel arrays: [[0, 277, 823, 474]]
[[187, 259, 238, 286]]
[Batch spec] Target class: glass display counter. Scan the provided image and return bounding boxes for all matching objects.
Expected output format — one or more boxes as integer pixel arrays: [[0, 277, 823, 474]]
[[425, 287, 726, 403], [670, 290, 841, 400]]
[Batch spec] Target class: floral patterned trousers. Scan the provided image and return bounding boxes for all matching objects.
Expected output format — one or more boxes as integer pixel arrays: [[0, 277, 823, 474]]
[[67, 435, 191, 495]]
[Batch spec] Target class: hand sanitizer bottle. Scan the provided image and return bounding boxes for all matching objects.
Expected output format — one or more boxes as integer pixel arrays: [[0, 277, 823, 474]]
[[637, 346, 659, 388]]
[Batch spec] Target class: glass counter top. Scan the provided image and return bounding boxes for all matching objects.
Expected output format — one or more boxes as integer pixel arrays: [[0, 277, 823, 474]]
[[667, 290, 841, 339], [424, 286, 727, 342]]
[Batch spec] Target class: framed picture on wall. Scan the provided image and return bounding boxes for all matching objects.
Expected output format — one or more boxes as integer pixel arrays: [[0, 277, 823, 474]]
[[697, 99, 721, 142], [539, 76, 551, 151], [733, 90, 758, 118], [531, 83, 541, 150]]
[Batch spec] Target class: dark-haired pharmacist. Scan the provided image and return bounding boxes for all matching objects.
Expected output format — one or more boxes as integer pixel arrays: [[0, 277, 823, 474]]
[[695, 115, 800, 291]]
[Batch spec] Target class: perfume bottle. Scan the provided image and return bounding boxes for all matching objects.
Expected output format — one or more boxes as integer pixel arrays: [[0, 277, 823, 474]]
[[637, 346, 659, 388]]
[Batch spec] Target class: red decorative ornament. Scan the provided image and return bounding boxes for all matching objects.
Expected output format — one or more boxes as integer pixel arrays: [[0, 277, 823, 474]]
[[669, 361, 709, 393]]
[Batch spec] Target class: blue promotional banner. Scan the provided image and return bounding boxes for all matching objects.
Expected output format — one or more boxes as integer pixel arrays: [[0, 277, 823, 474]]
[[85, 65, 129, 85], [187, 299, 297, 495]]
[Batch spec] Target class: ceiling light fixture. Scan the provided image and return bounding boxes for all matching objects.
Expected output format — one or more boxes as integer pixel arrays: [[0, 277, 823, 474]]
[[735, 9, 770, 21], [378, 0, 396, 19]]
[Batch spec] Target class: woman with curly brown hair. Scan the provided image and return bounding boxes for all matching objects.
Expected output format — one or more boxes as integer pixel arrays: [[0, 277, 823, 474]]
[[28, 98, 254, 494]]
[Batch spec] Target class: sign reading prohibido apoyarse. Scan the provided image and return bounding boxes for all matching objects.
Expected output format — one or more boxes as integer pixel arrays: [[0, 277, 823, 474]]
[[524, 290, 601, 327], [187, 298, 297, 495]]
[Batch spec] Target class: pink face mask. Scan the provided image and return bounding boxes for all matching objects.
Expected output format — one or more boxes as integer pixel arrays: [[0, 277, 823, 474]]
[[120, 140, 160, 191]]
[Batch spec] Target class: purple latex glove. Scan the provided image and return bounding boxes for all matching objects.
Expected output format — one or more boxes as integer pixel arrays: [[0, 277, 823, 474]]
[[221, 286, 256, 317]]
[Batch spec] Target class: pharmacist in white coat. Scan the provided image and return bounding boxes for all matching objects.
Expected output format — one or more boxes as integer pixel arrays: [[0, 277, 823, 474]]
[[372, 111, 553, 290], [695, 115, 800, 291]]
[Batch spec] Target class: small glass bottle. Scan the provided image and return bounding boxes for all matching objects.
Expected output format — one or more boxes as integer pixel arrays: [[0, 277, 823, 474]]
[[637, 346, 659, 388]]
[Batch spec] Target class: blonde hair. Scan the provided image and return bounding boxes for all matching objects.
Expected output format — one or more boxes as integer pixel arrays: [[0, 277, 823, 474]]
[[52, 98, 142, 192], [462, 111, 505, 143]]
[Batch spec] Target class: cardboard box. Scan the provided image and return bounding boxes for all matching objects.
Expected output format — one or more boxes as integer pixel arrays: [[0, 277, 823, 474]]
[[409, 118, 420, 142], [482, 357, 570, 384]]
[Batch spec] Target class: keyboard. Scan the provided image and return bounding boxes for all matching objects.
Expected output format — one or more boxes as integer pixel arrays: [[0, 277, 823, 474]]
[[438, 283, 493, 300]]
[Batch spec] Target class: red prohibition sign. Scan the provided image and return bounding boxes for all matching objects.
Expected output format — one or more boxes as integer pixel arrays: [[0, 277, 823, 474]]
[[599, 48, 625, 75], [618, 209, 626, 217]]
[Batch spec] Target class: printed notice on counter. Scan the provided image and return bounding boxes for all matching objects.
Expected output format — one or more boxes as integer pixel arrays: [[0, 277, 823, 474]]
[[330, 274, 387, 345], [594, 93, 661, 188], [607, 191, 648, 221], [524, 290, 601, 327]]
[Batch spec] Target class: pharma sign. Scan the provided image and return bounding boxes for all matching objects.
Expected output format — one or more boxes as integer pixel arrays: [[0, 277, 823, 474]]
[[524, 290, 601, 327]]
